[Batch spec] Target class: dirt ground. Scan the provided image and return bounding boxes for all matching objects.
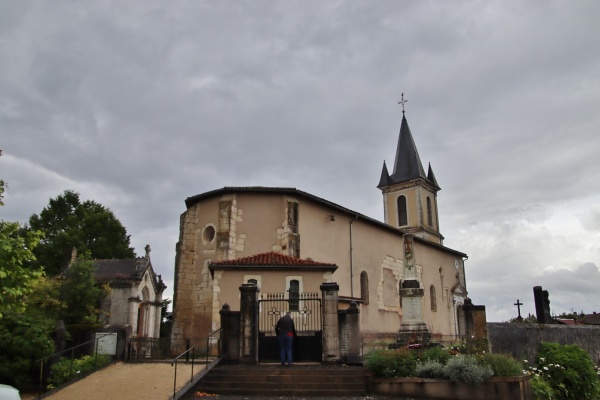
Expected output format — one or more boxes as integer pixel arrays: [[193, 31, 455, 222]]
[[22, 361, 197, 400]]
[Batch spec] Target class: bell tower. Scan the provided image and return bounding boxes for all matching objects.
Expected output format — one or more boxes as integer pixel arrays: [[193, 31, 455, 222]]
[[378, 98, 443, 245]]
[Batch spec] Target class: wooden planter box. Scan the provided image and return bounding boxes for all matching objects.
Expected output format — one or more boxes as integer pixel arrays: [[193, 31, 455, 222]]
[[367, 375, 532, 400]]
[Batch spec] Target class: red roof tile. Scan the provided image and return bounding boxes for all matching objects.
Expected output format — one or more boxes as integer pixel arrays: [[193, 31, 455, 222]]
[[580, 313, 600, 325], [210, 251, 336, 267]]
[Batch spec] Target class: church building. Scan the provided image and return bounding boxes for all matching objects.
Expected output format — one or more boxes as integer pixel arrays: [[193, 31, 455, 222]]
[[170, 111, 479, 353]]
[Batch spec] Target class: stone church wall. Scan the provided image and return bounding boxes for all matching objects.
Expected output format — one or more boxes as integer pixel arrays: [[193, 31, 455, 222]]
[[488, 322, 600, 364]]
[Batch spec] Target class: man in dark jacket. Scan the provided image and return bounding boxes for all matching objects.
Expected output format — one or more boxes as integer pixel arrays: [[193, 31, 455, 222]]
[[275, 311, 296, 366]]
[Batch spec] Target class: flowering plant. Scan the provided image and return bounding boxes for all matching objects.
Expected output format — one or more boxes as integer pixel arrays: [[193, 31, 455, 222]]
[[525, 342, 600, 400]]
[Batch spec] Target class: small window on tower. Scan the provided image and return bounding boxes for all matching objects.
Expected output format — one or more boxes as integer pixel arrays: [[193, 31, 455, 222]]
[[397, 195, 408, 226], [427, 196, 433, 227]]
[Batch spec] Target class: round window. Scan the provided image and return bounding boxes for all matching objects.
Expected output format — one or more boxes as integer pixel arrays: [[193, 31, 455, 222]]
[[202, 225, 216, 244]]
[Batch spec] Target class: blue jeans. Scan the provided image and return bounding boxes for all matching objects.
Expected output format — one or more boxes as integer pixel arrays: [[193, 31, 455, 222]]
[[278, 334, 293, 365]]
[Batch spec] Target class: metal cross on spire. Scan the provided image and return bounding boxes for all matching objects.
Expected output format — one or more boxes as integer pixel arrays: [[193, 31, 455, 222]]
[[398, 93, 408, 114]]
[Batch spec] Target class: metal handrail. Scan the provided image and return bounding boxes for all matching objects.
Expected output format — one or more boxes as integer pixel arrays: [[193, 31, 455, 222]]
[[171, 329, 220, 400], [35, 332, 113, 399]]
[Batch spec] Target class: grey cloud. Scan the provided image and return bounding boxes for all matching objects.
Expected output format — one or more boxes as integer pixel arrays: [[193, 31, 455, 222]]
[[2, 0, 599, 320]]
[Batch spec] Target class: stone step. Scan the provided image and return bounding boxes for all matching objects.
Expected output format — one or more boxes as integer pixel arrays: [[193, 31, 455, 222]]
[[183, 364, 367, 398]]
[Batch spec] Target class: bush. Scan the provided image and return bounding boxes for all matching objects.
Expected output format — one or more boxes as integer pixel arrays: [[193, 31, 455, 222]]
[[415, 359, 447, 379], [536, 342, 600, 400], [364, 348, 417, 378], [444, 355, 493, 385], [530, 375, 556, 400], [480, 353, 523, 377], [418, 346, 452, 365], [48, 354, 112, 388]]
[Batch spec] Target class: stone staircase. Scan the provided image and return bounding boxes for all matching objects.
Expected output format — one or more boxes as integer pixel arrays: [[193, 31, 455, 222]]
[[181, 363, 367, 398]]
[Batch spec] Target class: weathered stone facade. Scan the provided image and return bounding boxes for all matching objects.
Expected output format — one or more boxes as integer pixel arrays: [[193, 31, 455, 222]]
[[170, 188, 473, 347]]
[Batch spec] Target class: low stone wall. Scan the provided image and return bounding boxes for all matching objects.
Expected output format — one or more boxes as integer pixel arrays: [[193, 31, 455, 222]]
[[488, 322, 600, 364], [367, 376, 532, 400]]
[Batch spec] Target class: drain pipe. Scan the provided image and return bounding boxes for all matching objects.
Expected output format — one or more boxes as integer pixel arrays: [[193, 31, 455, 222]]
[[349, 215, 358, 298]]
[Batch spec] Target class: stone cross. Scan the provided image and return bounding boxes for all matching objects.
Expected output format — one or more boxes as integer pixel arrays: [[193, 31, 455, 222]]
[[514, 299, 523, 321]]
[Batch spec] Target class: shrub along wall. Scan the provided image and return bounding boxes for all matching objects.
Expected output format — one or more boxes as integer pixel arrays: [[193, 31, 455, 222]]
[[488, 323, 600, 364]]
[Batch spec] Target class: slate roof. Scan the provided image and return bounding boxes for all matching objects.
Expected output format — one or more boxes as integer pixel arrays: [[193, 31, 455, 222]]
[[378, 114, 440, 190], [209, 251, 337, 272], [92, 258, 149, 283], [93, 257, 167, 293]]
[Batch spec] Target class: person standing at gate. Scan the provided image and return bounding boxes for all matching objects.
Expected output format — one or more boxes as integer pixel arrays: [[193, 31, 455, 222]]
[[275, 311, 296, 366]]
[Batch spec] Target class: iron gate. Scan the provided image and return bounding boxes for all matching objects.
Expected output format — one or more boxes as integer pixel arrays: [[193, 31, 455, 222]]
[[258, 292, 322, 362]]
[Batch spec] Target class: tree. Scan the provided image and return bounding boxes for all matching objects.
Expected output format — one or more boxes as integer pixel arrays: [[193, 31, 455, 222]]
[[27, 190, 135, 276], [160, 299, 172, 338], [0, 221, 45, 318], [0, 276, 58, 386], [59, 254, 108, 326]]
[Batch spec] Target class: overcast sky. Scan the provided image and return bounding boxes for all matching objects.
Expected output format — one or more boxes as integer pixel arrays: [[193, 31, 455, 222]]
[[2, 1, 599, 322]]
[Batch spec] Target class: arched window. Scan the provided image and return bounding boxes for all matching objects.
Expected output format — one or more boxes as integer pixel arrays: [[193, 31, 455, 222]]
[[397, 195, 408, 226], [430, 285, 437, 312], [247, 279, 257, 285], [137, 287, 151, 337], [360, 271, 369, 305], [427, 196, 433, 227], [289, 279, 300, 312]]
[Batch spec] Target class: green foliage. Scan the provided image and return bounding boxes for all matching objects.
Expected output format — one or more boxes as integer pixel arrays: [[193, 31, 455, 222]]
[[60, 255, 108, 325], [444, 355, 493, 385], [530, 375, 557, 400], [47, 354, 112, 388], [27, 190, 135, 276], [535, 342, 600, 400], [417, 346, 452, 365], [368, 348, 526, 387], [415, 359, 447, 379], [509, 313, 538, 323], [479, 353, 523, 377], [0, 277, 58, 386], [465, 337, 490, 354], [0, 220, 45, 318], [364, 348, 417, 378], [160, 299, 172, 338]]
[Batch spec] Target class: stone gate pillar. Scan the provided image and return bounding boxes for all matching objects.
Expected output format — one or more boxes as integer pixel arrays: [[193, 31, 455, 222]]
[[342, 302, 361, 364], [239, 283, 259, 364], [219, 303, 240, 361], [321, 282, 340, 363]]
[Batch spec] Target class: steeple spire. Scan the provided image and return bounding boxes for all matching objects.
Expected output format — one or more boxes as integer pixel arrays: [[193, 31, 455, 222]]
[[378, 160, 390, 187], [377, 98, 443, 244], [378, 113, 428, 186]]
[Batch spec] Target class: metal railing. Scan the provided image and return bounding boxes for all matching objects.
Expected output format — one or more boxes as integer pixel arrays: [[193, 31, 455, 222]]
[[35, 332, 113, 399], [171, 329, 221, 400], [127, 337, 190, 361], [258, 292, 321, 333]]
